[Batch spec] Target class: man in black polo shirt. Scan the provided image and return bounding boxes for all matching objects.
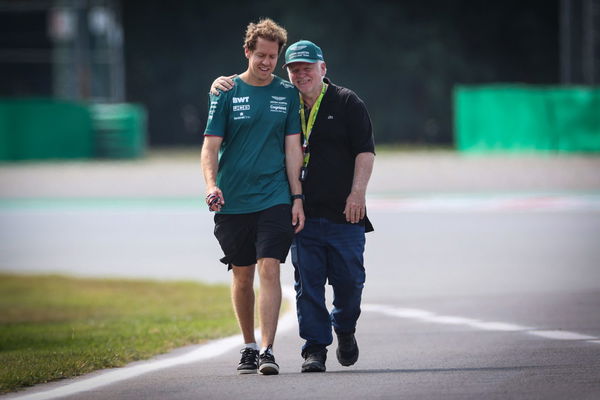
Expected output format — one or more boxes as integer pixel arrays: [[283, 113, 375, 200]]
[[210, 40, 375, 373], [283, 40, 375, 373]]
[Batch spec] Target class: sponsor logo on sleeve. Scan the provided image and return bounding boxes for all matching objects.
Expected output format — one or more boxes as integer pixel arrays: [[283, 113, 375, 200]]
[[208, 100, 219, 120]]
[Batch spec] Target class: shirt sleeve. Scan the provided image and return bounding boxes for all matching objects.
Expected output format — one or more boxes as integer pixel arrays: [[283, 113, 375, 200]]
[[204, 92, 228, 137], [345, 92, 375, 155], [285, 90, 302, 136]]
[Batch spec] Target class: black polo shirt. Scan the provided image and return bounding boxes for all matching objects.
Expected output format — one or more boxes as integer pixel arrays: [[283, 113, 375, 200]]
[[302, 78, 375, 232]]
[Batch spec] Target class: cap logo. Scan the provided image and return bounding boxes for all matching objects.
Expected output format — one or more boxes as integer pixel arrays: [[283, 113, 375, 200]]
[[293, 45, 307, 50], [290, 51, 310, 58]]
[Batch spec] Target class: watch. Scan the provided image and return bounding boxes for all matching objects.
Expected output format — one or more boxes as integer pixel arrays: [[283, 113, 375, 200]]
[[291, 194, 305, 201]]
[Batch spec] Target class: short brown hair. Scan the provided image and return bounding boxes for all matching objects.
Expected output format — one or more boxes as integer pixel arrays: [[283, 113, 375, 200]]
[[243, 18, 287, 55]]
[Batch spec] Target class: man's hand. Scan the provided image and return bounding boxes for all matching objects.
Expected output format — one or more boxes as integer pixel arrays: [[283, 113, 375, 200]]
[[291, 199, 305, 233], [210, 75, 237, 96], [205, 187, 225, 212], [343, 191, 366, 223], [344, 152, 374, 224]]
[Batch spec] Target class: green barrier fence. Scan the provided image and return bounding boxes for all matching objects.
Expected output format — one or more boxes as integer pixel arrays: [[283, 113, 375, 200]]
[[0, 99, 146, 161], [91, 103, 147, 159], [0, 103, 10, 160], [0, 99, 93, 160], [454, 85, 600, 153]]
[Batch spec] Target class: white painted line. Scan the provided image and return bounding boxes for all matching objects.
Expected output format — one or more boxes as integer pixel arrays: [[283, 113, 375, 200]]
[[362, 304, 532, 331], [8, 286, 297, 400], [363, 303, 598, 343], [528, 330, 598, 341], [429, 315, 480, 325], [468, 321, 531, 332]]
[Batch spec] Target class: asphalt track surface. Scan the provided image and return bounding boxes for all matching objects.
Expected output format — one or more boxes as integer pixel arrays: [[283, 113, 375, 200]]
[[1, 150, 600, 399]]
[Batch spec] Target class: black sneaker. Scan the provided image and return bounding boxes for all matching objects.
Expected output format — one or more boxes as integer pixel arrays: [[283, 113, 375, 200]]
[[336, 332, 359, 366], [301, 348, 327, 373], [237, 347, 259, 374], [258, 345, 279, 375]]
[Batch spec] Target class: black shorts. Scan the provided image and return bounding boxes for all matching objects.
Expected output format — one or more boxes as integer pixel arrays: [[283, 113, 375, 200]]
[[213, 204, 294, 270]]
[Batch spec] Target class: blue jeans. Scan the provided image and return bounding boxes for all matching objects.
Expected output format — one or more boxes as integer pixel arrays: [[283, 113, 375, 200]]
[[291, 217, 366, 353]]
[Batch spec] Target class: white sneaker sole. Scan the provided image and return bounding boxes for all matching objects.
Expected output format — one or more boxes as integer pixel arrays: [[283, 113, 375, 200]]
[[237, 368, 257, 374], [259, 363, 279, 375]]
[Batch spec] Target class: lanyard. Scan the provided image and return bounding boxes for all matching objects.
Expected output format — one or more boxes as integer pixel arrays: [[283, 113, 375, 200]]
[[299, 83, 328, 167]]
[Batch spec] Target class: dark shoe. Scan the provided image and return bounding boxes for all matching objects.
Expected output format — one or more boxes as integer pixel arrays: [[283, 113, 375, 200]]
[[301, 348, 327, 372], [258, 345, 279, 375], [336, 332, 359, 366], [237, 347, 259, 374]]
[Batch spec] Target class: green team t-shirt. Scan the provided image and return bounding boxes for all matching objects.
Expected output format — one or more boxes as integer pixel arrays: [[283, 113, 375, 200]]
[[204, 75, 301, 214]]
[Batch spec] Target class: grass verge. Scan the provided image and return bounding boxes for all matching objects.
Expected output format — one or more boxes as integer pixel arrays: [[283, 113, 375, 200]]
[[0, 274, 238, 394]]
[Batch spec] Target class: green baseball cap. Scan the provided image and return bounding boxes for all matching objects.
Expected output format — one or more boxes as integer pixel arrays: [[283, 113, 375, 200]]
[[283, 40, 325, 68]]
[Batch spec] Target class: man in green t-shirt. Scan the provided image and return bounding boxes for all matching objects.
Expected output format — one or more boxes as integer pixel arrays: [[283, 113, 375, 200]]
[[200, 18, 304, 376]]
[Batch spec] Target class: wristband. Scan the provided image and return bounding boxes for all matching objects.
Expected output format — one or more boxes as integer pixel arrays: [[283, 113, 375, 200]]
[[291, 194, 305, 201]]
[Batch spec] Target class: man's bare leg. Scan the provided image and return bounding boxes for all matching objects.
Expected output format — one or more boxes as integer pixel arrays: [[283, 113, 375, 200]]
[[256, 257, 281, 348], [231, 264, 257, 344]]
